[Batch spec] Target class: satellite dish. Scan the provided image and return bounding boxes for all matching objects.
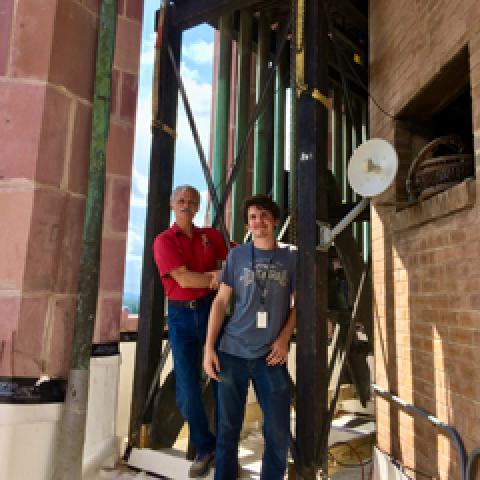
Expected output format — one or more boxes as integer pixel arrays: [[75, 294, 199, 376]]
[[348, 139, 398, 197]]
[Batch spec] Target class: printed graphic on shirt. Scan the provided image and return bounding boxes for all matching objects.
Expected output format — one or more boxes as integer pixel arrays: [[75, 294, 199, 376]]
[[239, 262, 289, 288]]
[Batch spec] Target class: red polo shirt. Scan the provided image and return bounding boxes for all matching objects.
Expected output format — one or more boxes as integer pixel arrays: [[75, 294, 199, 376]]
[[153, 223, 228, 301]]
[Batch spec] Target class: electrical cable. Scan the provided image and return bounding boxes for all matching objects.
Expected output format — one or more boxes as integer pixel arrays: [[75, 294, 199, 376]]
[[321, 0, 396, 122], [320, 0, 355, 124], [337, 45, 396, 121]]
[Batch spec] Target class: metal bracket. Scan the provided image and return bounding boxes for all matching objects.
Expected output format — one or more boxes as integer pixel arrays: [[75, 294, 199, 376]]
[[316, 221, 332, 252], [316, 197, 370, 251]]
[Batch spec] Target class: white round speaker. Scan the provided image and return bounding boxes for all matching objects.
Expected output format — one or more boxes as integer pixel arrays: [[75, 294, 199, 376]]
[[347, 138, 398, 197]]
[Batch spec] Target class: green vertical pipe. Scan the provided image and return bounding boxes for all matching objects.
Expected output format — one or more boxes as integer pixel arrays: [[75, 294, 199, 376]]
[[288, 59, 297, 245], [352, 96, 363, 249], [253, 13, 270, 194], [211, 15, 232, 220], [342, 105, 353, 204], [273, 49, 287, 212], [361, 99, 370, 262], [332, 86, 343, 192], [53, 1, 117, 478], [231, 12, 252, 243]]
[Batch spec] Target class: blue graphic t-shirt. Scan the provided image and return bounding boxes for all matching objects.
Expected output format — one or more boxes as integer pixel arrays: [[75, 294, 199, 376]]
[[218, 242, 297, 359]]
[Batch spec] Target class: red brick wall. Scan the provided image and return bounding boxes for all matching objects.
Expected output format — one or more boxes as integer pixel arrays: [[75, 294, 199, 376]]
[[370, 1, 480, 478], [0, 0, 142, 378]]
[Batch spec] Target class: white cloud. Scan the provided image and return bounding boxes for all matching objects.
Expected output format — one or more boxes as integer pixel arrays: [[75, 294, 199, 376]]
[[130, 195, 147, 209], [133, 62, 212, 168], [182, 76, 212, 116], [130, 166, 149, 207], [134, 94, 152, 143], [200, 189, 208, 203], [123, 253, 143, 296], [180, 61, 200, 81], [175, 72, 213, 164], [140, 33, 156, 66], [182, 40, 214, 65], [127, 230, 144, 256]]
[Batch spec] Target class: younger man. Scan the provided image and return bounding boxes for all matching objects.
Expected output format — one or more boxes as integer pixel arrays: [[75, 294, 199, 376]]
[[204, 194, 296, 480]]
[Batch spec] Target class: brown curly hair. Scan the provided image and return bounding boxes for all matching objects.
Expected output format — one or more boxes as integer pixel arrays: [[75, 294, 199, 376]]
[[243, 194, 280, 224]]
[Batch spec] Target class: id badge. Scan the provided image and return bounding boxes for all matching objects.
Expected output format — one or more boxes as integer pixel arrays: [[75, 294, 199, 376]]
[[256, 310, 268, 329]]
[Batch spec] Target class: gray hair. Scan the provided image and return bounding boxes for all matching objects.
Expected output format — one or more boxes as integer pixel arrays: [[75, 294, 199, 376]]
[[171, 185, 200, 204]]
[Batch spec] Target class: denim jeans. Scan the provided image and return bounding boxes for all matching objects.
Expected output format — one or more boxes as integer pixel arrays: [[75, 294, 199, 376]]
[[167, 302, 216, 456], [215, 351, 291, 480]]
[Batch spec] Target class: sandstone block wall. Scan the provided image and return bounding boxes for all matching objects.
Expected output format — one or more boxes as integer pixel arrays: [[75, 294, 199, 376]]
[[0, 0, 143, 379]]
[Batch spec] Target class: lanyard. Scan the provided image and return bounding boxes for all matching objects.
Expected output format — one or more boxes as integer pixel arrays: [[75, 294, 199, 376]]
[[251, 243, 276, 307]]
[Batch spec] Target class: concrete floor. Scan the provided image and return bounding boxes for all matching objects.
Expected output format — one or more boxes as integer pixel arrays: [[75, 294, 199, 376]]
[[93, 403, 374, 480], [94, 465, 372, 480], [92, 425, 373, 479], [331, 465, 372, 479]]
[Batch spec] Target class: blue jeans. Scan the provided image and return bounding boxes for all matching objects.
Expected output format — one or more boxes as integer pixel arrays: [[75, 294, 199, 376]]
[[215, 351, 291, 480], [168, 302, 216, 456]]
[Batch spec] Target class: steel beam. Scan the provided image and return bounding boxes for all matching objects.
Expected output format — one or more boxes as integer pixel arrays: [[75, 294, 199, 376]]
[[327, 170, 373, 358], [328, 201, 369, 223], [171, 0, 260, 30], [231, 12, 252, 242], [330, 0, 367, 33], [295, 0, 330, 477], [273, 48, 287, 213], [129, 8, 181, 448], [211, 15, 233, 220], [253, 12, 271, 194], [288, 43, 297, 245]]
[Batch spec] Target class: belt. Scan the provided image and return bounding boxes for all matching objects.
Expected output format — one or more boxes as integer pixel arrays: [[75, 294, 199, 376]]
[[168, 294, 214, 310]]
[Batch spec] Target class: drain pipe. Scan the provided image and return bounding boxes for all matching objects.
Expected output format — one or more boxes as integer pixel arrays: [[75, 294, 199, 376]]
[[372, 384, 468, 480], [467, 448, 480, 480], [52, 1, 117, 479]]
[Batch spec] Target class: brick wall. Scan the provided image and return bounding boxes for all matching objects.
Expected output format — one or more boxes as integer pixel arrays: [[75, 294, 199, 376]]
[[0, 0, 142, 379], [370, 0, 480, 478]]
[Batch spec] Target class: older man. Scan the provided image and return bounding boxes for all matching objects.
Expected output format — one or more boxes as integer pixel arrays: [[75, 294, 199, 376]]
[[153, 185, 228, 477]]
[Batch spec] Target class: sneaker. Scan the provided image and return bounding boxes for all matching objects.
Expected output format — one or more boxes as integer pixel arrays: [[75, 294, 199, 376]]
[[188, 451, 215, 478]]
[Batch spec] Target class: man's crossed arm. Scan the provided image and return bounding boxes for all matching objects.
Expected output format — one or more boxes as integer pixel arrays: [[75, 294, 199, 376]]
[[169, 266, 220, 290]]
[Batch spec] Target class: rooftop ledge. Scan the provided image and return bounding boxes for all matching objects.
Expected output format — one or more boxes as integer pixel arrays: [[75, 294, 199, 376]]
[[392, 178, 476, 232]]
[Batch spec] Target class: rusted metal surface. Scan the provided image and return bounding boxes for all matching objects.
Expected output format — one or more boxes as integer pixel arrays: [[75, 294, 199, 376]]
[[406, 135, 474, 202]]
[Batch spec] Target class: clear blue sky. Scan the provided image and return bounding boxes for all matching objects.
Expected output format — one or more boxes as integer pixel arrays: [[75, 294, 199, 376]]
[[123, 1, 214, 299]]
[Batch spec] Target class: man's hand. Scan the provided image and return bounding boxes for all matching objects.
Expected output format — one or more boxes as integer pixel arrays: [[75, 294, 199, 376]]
[[266, 335, 289, 366], [204, 347, 221, 381], [208, 270, 220, 290]]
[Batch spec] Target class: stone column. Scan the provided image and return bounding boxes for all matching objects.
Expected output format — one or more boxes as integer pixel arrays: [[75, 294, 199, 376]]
[[0, 1, 143, 478], [0, 0, 142, 384]]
